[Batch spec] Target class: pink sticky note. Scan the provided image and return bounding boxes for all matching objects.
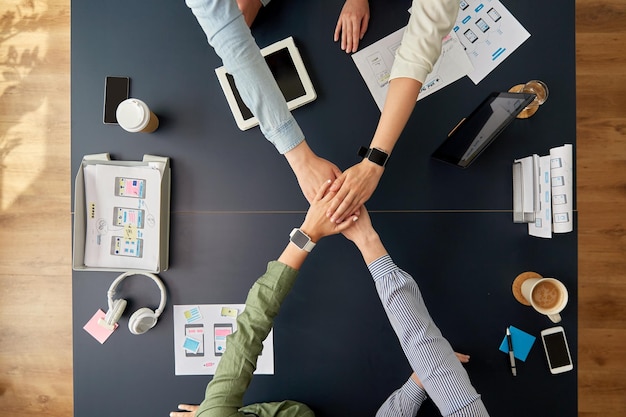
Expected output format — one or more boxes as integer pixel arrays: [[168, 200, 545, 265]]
[[215, 328, 232, 337], [83, 309, 118, 344]]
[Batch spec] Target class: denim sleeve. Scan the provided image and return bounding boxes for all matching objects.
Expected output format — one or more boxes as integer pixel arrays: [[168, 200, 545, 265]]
[[185, 0, 304, 154], [368, 255, 490, 417]]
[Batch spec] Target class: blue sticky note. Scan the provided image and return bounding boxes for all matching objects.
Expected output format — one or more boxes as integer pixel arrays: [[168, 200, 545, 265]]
[[183, 336, 201, 353], [498, 325, 536, 361]]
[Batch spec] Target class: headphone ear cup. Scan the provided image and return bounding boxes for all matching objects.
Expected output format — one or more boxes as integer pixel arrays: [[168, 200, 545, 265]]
[[128, 307, 158, 335], [104, 299, 127, 327]]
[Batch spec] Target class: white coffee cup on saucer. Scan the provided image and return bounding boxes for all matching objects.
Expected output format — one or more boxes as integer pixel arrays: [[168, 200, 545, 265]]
[[520, 277, 568, 323]]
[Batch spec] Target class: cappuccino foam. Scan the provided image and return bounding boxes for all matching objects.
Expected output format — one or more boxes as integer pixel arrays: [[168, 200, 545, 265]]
[[532, 281, 561, 310]]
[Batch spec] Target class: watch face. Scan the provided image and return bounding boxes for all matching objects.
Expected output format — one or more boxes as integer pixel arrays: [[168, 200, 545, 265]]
[[291, 229, 310, 249], [369, 148, 388, 166]]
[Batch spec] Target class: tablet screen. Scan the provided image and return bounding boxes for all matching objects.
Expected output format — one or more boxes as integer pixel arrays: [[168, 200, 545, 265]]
[[431, 92, 536, 168], [225, 47, 307, 122], [216, 36, 316, 131]]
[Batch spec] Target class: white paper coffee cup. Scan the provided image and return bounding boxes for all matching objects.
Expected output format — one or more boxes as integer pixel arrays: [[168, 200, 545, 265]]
[[116, 98, 159, 133]]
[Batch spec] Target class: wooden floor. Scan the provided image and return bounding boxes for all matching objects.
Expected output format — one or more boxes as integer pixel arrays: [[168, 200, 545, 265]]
[[0, 0, 623, 415]]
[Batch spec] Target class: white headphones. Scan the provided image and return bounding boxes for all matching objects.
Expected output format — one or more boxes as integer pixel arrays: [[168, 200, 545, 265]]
[[102, 271, 167, 335]]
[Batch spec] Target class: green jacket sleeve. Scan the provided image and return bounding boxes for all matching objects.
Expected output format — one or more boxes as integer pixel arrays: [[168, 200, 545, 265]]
[[196, 261, 299, 417]]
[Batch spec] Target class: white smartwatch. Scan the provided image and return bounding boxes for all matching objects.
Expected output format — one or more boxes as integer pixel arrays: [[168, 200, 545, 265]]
[[289, 228, 316, 252]]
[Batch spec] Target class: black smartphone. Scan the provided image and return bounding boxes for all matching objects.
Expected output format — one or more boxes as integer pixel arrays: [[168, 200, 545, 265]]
[[103, 76, 130, 124]]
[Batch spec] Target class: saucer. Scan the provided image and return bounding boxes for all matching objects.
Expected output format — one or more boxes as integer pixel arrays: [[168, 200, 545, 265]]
[[509, 84, 540, 118], [512, 271, 543, 305]]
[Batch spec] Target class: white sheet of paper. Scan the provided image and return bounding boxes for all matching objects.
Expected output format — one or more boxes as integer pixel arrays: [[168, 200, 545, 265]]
[[454, 0, 530, 84], [549, 144, 574, 233], [419, 31, 474, 100], [513, 155, 538, 218], [529, 155, 553, 238], [352, 27, 472, 111], [173, 304, 274, 376], [83, 164, 162, 269]]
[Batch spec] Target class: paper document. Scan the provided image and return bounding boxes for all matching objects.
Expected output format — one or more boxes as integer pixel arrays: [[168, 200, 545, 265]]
[[549, 144, 574, 234], [512, 155, 539, 223], [352, 27, 472, 111], [83, 163, 164, 269], [513, 144, 574, 238], [352, 1, 531, 108], [528, 155, 552, 238], [173, 304, 274, 376], [454, 0, 530, 84]]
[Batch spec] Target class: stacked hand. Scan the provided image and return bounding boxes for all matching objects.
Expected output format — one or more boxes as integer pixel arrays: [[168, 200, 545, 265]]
[[300, 180, 359, 243], [285, 142, 342, 204], [327, 159, 383, 223]]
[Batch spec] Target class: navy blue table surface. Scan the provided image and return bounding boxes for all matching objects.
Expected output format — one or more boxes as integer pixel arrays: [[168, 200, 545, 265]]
[[71, 1, 577, 416]]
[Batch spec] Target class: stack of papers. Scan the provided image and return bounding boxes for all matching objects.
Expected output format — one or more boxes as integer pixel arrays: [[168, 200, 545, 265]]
[[83, 164, 164, 269], [352, 0, 531, 110], [73, 154, 171, 272], [512, 144, 574, 238]]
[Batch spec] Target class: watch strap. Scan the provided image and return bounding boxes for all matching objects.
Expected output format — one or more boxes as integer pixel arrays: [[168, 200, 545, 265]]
[[358, 146, 389, 167]]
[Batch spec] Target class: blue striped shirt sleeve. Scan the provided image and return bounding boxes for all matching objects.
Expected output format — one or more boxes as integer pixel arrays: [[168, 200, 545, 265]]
[[376, 376, 426, 417], [368, 255, 490, 417]]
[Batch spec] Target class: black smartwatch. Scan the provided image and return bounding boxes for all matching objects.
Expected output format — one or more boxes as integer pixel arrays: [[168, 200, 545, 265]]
[[289, 228, 316, 252], [358, 146, 389, 167]]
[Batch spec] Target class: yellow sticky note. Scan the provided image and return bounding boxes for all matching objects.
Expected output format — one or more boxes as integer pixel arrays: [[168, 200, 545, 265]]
[[124, 224, 137, 241], [220, 307, 238, 318]]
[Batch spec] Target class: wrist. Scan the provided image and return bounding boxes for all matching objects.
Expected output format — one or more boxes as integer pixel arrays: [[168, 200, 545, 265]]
[[354, 231, 386, 264], [298, 223, 322, 244], [284, 140, 313, 169], [353, 230, 380, 249], [358, 158, 385, 176]]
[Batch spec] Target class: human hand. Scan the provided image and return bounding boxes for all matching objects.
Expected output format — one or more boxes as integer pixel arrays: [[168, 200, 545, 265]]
[[334, 0, 370, 53], [170, 404, 198, 417], [285, 141, 342, 203], [327, 159, 383, 223], [236, 0, 262, 27], [300, 180, 358, 242], [341, 205, 376, 246], [454, 352, 470, 363]]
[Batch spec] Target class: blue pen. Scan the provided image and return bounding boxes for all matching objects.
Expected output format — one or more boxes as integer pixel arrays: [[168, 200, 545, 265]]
[[507, 327, 517, 376]]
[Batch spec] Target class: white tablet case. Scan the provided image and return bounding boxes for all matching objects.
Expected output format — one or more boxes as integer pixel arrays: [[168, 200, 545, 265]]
[[215, 36, 317, 131]]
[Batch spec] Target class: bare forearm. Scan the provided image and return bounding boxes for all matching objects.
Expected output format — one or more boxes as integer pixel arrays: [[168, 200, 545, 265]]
[[277, 241, 309, 271], [353, 231, 388, 265], [369, 77, 422, 154]]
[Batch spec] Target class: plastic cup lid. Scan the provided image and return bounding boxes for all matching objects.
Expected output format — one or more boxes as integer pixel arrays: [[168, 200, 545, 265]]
[[116, 99, 149, 132]]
